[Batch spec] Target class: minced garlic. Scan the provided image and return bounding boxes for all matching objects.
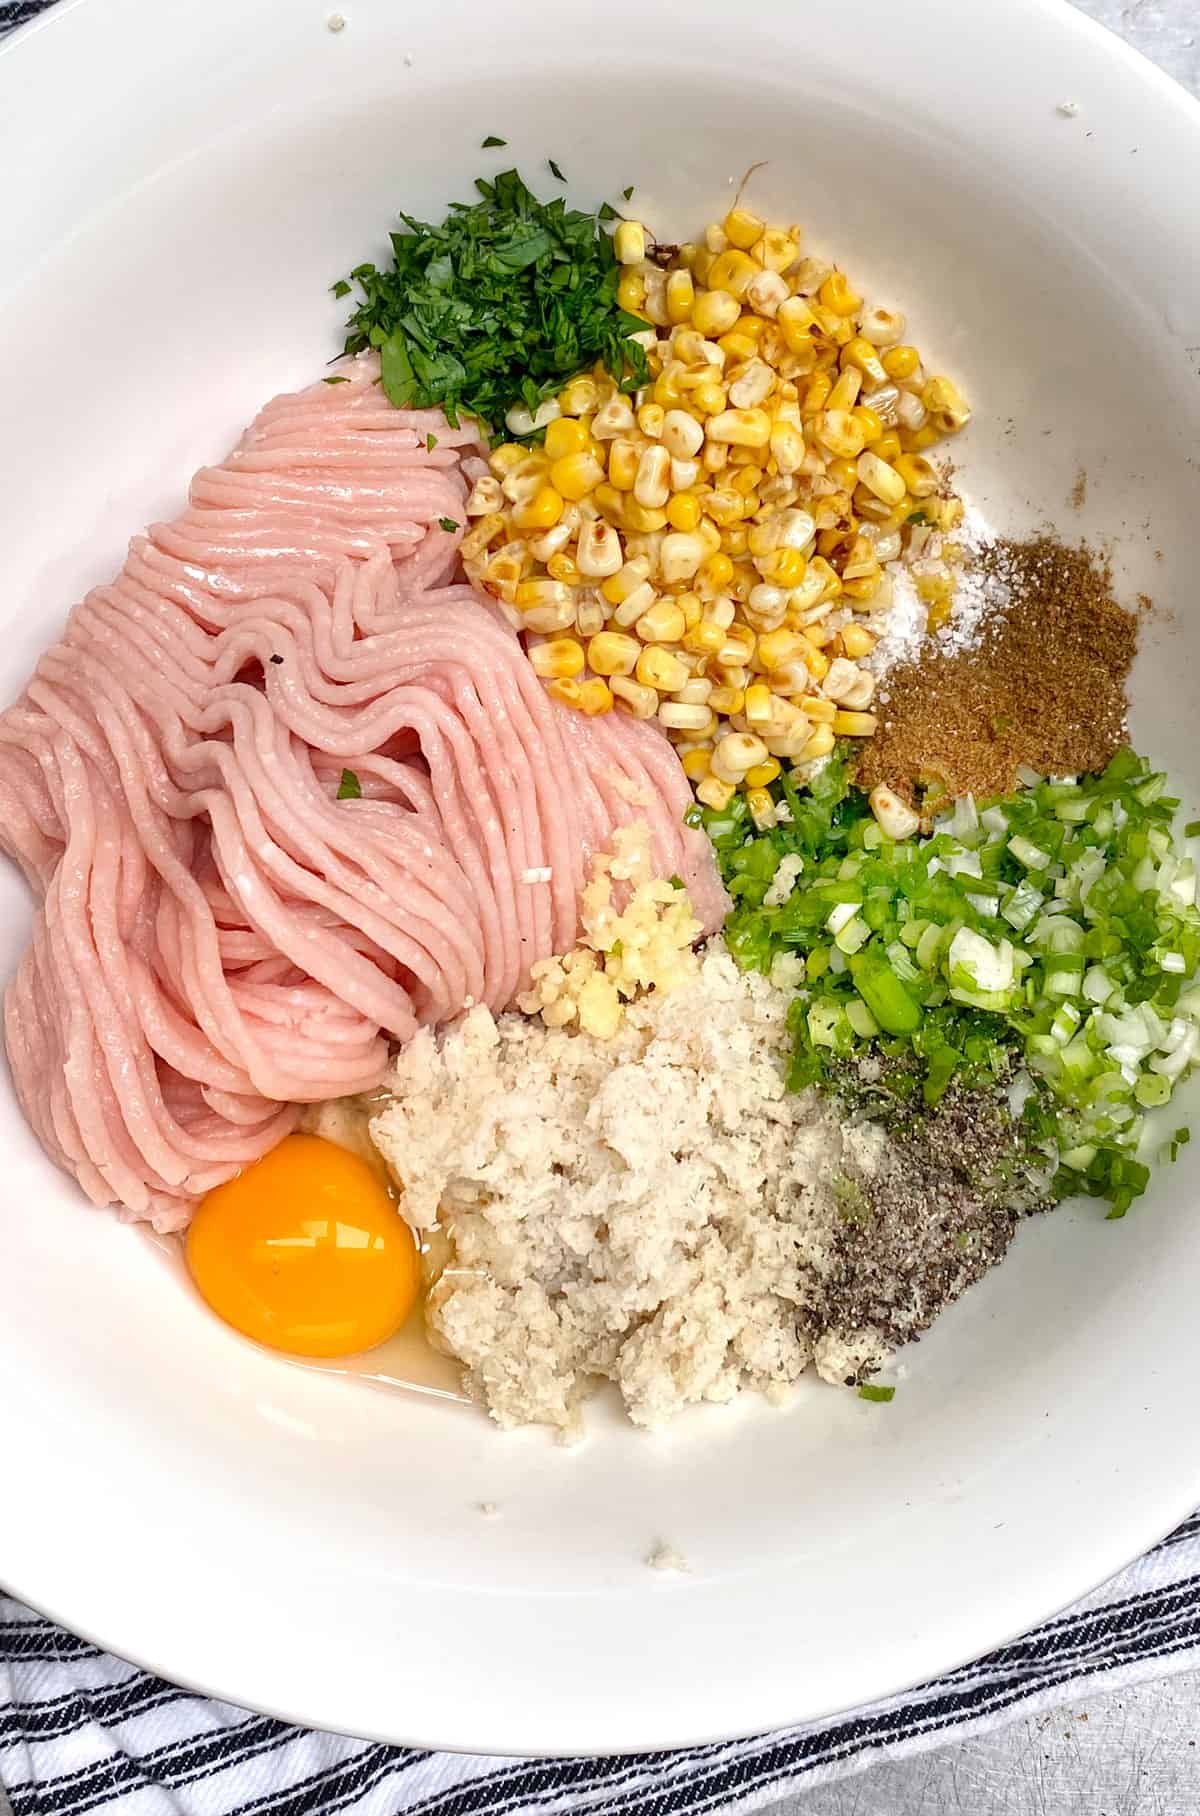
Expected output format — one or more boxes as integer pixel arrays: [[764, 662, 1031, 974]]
[[516, 823, 702, 1037]]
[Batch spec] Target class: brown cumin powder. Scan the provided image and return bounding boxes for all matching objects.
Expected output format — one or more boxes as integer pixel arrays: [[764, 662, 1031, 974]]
[[858, 536, 1137, 807]]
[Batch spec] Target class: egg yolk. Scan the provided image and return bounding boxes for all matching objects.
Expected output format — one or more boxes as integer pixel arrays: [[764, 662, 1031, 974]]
[[186, 1133, 419, 1357]]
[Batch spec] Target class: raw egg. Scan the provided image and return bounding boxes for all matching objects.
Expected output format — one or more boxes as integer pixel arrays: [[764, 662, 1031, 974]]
[[186, 1133, 419, 1357]]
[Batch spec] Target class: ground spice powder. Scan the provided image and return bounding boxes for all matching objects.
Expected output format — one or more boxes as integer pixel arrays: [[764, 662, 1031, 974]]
[[858, 536, 1137, 806]]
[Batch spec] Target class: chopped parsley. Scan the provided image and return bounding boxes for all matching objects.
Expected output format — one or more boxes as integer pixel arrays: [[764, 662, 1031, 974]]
[[438, 516, 460, 533], [1186, 820, 1200, 837], [337, 168, 649, 430], [330, 279, 351, 299], [548, 157, 566, 181], [336, 768, 362, 800], [907, 509, 929, 525], [858, 1383, 896, 1403], [426, 432, 438, 451], [481, 135, 507, 148], [622, 185, 634, 201], [322, 375, 350, 385], [668, 874, 685, 889]]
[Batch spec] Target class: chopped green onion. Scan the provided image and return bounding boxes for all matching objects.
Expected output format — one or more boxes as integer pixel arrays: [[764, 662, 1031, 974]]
[[336, 768, 362, 800], [858, 1383, 896, 1403], [481, 135, 507, 148]]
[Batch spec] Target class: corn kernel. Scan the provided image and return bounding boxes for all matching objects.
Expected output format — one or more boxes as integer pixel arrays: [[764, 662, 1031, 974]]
[[921, 376, 971, 433], [512, 485, 564, 531], [637, 402, 666, 440], [756, 628, 806, 672], [549, 451, 604, 502], [635, 645, 688, 692], [827, 367, 863, 412], [840, 623, 877, 659], [815, 410, 866, 460], [831, 710, 878, 737], [804, 645, 831, 681], [731, 463, 764, 498], [705, 407, 771, 449], [683, 619, 727, 656], [692, 378, 728, 416], [722, 207, 764, 250], [546, 678, 583, 710], [660, 531, 707, 585], [716, 327, 761, 364], [745, 758, 782, 788], [622, 499, 669, 533], [759, 547, 807, 589], [665, 269, 695, 324], [575, 678, 613, 715], [802, 371, 834, 415], [615, 221, 647, 265], [606, 439, 638, 491], [754, 228, 799, 273], [891, 453, 938, 499], [545, 553, 580, 585], [610, 675, 659, 719], [667, 491, 702, 533], [611, 579, 657, 625], [529, 637, 586, 680], [634, 444, 671, 509], [881, 345, 921, 381], [817, 270, 863, 316], [662, 409, 705, 461], [544, 417, 589, 461], [635, 598, 687, 644], [800, 722, 836, 760], [873, 430, 903, 463], [899, 424, 941, 453], [488, 441, 526, 477], [706, 684, 744, 717], [696, 774, 736, 810], [559, 376, 600, 417], [707, 249, 760, 298], [851, 404, 884, 445], [856, 451, 907, 506], [600, 557, 650, 605], [691, 290, 741, 337], [842, 336, 888, 387], [681, 747, 713, 781], [616, 268, 646, 313], [575, 520, 623, 578], [745, 786, 775, 829], [586, 630, 641, 677], [697, 552, 734, 594]]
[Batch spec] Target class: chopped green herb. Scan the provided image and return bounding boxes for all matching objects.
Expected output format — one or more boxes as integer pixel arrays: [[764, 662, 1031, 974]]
[[438, 516, 460, 533], [322, 375, 350, 385], [548, 157, 566, 182], [330, 279, 351, 299], [907, 509, 929, 525], [858, 1383, 896, 1403], [669, 874, 685, 890], [598, 201, 623, 224], [337, 168, 649, 432], [336, 768, 362, 800], [426, 432, 438, 451], [482, 135, 507, 148], [622, 185, 634, 201], [1186, 820, 1200, 838]]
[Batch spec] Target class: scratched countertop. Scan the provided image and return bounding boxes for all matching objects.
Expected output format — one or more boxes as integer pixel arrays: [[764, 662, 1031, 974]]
[[2, 7, 1200, 1816]]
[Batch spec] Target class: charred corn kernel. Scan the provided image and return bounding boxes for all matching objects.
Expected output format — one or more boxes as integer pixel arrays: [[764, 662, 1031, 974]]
[[636, 402, 665, 440], [882, 344, 921, 381], [691, 289, 741, 337], [681, 747, 713, 781], [922, 376, 971, 432], [692, 378, 728, 416], [852, 404, 884, 445], [818, 270, 863, 316], [592, 394, 637, 440], [559, 375, 600, 417], [745, 268, 789, 317], [743, 683, 773, 727], [546, 552, 581, 584], [666, 491, 702, 532], [529, 637, 585, 680], [549, 452, 604, 501], [696, 774, 736, 810], [872, 430, 903, 463], [635, 646, 689, 692], [856, 451, 907, 506], [608, 439, 640, 491], [777, 294, 817, 354], [544, 418, 589, 461], [512, 485, 564, 531], [697, 552, 735, 593], [840, 623, 877, 659], [705, 407, 771, 448], [755, 228, 799, 273], [842, 336, 888, 387], [714, 731, 769, 777], [601, 557, 651, 605], [634, 445, 671, 509], [546, 678, 583, 709], [665, 270, 695, 324], [659, 531, 706, 585], [745, 758, 782, 790], [460, 514, 505, 560], [722, 206, 764, 250], [610, 675, 659, 719], [614, 220, 647, 264], [662, 409, 705, 461], [586, 630, 641, 677], [756, 629, 807, 672], [575, 520, 623, 578], [745, 786, 775, 829], [560, 676, 603, 715], [831, 710, 878, 737], [893, 452, 939, 498], [635, 598, 687, 643], [707, 249, 760, 297], [816, 410, 866, 459], [683, 618, 728, 655], [800, 722, 836, 760]]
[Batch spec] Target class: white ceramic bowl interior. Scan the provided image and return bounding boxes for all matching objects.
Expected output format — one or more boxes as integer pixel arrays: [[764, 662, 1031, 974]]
[[3, 0, 1200, 1756]]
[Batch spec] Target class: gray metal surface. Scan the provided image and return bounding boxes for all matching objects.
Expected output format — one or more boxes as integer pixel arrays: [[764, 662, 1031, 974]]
[[1, 6, 1198, 1816]]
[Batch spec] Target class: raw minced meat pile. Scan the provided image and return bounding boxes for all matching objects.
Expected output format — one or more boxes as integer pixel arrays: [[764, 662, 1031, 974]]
[[369, 945, 1049, 1433]]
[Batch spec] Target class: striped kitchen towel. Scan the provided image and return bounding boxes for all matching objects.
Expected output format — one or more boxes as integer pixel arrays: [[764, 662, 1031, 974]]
[[5, 1515, 1200, 1815]]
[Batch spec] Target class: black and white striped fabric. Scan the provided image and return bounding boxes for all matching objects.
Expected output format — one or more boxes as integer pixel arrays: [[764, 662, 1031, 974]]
[[6, 1517, 1200, 1815], [5, 0, 1200, 1809]]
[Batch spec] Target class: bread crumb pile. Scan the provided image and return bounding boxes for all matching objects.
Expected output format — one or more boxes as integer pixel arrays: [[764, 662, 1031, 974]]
[[516, 825, 703, 1039], [370, 944, 893, 1432]]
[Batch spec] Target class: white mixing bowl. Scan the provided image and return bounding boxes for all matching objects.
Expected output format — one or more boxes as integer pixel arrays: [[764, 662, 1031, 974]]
[[2, 0, 1200, 1755]]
